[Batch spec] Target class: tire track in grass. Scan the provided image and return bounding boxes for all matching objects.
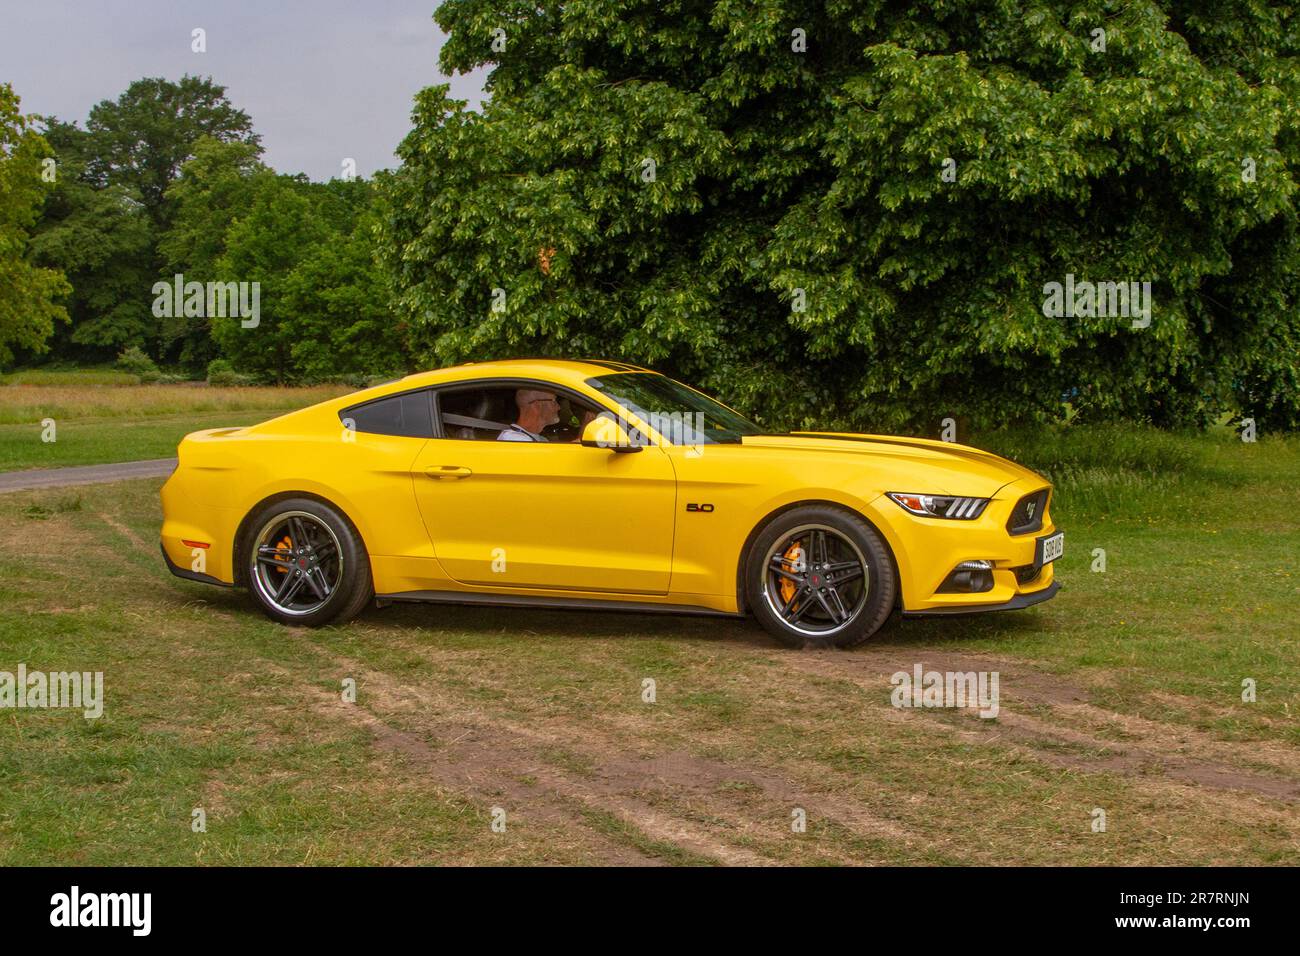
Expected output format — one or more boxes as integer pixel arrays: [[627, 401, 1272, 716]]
[[262, 662, 675, 867], [96, 511, 153, 555], [277, 660, 756, 865], [61, 497, 1298, 861], [80, 500, 1300, 851], [46, 503, 662, 865], [293, 629, 920, 857], [777, 648, 1300, 801], [265, 636, 918, 864]]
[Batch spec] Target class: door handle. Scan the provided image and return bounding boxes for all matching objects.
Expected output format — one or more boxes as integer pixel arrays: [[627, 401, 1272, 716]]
[[426, 465, 473, 479]]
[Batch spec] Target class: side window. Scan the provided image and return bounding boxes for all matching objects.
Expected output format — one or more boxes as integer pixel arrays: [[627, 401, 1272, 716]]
[[340, 391, 433, 438], [547, 393, 602, 442], [436, 385, 602, 443]]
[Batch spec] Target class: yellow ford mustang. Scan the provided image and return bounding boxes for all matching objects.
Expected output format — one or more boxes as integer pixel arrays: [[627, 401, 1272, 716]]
[[160, 359, 1062, 648]]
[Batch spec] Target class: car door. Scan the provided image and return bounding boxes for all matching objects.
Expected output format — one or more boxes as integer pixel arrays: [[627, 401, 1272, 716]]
[[410, 379, 677, 594]]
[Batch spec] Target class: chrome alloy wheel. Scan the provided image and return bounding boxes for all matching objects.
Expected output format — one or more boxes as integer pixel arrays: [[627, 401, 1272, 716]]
[[761, 523, 870, 637], [249, 510, 343, 617]]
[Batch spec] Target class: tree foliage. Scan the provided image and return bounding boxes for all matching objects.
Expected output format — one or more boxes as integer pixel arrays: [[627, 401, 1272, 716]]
[[28, 119, 154, 361], [378, 0, 1300, 431], [15, 77, 401, 382], [186, 168, 405, 383], [85, 75, 260, 230], [159, 137, 268, 368], [20, 77, 262, 369], [0, 83, 70, 365]]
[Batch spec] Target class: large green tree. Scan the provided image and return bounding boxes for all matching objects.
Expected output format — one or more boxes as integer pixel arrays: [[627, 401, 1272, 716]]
[[207, 173, 403, 383], [28, 119, 154, 361], [0, 84, 70, 365], [22, 77, 262, 366], [159, 136, 269, 369], [279, 213, 409, 382], [378, 0, 1300, 432], [209, 175, 328, 380], [86, 75, 260, 231]]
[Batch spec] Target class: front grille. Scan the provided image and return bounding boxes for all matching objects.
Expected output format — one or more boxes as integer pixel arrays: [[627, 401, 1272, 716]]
[[1006, 489, 1049, 536]]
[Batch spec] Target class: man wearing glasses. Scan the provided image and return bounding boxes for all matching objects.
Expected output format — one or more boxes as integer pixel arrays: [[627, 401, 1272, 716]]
[[497, 388, 561, 441]]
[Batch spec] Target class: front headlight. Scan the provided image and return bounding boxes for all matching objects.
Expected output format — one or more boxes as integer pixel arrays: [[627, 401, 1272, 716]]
[[887, 492, 990, 519]]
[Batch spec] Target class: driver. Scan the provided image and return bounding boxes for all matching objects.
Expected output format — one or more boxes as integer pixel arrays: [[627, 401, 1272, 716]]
[[497, 388, 560, 441]]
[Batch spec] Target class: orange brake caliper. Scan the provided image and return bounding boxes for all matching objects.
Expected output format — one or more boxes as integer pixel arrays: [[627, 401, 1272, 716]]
[[273, 534, 293, 573], [779, 542, 804, 605]]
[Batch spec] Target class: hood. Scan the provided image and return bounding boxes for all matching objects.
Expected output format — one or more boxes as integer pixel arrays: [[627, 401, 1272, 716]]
[[740, 432, 1046, 498]]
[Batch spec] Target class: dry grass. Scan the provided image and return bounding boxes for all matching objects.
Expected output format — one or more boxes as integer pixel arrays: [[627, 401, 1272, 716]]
[[0, 383, 349, 425]]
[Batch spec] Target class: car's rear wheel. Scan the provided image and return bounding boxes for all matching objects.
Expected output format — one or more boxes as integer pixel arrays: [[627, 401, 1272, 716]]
[[745, 505, 896, 649], [243, 497, 372, 627]]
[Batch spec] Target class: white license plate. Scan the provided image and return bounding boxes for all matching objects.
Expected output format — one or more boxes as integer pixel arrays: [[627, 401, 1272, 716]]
[[1037, 531, 1064, 566]]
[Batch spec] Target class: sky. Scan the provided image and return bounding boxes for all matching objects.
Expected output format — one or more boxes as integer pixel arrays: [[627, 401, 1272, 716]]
[[2, 0, 489, 180]]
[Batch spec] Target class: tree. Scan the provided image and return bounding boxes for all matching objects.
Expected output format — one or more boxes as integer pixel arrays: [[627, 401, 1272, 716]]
[[280, 208, 410, 382], [212, 174, 403, 383], [162, 143, 398, 381], [378, 1, 1300, 432], [86, 76, 260, 231], [0, 84, 70, 365], [211, 174, 331, 381], [28, 119, 154, 362], [159, 137, 269, 369], [22, 77, 262, 367]]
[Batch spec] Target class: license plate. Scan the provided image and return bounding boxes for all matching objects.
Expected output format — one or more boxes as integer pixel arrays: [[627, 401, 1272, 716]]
[[1036, 531, 1064, 567]]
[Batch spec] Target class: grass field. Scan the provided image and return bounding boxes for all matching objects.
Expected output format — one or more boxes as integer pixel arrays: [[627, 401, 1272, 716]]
[[0, 422, 1295, 865], [0, 378, 349, 471], [0, 369, 143, 387]]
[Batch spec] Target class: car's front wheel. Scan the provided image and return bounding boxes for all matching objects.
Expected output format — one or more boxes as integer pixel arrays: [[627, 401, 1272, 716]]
[[242, 497, 373, 627], [745, 505, 897, 649]]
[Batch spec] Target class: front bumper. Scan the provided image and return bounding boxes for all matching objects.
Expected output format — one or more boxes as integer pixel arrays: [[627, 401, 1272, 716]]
[[878, 476, 1063, 614], [903, 580, 1059, 617]]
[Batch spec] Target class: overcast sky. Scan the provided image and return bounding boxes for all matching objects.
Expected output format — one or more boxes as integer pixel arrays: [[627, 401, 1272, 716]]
[[3, 0, 489, 180]]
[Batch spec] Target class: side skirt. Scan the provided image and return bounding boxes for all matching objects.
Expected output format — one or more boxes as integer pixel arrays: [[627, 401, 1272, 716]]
[[375, 589, 744, 619]]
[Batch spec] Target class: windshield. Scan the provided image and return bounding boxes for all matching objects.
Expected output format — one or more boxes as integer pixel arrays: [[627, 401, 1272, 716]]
[[585, 373, 764, 445]]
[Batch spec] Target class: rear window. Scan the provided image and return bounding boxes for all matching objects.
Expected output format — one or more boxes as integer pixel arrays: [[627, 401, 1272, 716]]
[[340, 391, 433, 438]]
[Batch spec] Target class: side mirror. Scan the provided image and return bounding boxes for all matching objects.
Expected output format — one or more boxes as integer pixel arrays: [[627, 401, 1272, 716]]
[[580, 415, 643, 453]]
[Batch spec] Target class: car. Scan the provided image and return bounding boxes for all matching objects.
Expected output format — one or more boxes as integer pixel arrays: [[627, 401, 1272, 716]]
[[159, 358, 1062, 648]]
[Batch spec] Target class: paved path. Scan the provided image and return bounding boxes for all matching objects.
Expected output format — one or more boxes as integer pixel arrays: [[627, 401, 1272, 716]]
[[0, 458, 177, 493]]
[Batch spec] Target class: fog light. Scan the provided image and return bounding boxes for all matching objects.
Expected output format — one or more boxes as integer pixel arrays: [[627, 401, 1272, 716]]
[[938, 560, 995, 594]]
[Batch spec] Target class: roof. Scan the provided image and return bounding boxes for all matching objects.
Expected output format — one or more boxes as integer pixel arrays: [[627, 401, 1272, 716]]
[[397, 358, 654, 389]]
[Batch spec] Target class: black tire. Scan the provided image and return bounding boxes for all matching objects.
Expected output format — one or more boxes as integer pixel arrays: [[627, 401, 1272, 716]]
[[241, 497, 373, 627], [745, 505, 897, 649]]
